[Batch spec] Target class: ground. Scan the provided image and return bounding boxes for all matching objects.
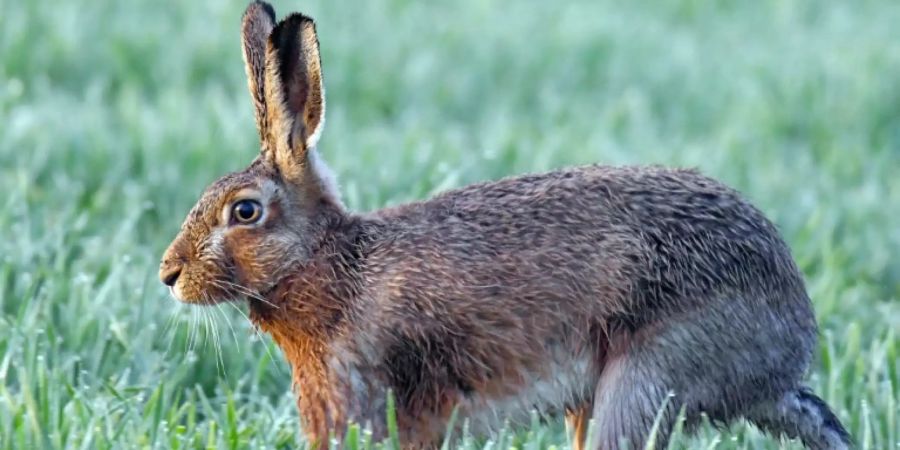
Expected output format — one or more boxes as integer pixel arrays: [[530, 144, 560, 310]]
[[0, 0, 898, 448]]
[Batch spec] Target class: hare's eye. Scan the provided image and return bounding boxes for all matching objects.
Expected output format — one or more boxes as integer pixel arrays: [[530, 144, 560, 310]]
[[231, 200, 262, 224]]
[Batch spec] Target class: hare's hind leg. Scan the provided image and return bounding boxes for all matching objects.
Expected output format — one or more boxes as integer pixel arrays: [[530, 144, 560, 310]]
[[746, 387, 851, 450], [586, 348, 678, 450]]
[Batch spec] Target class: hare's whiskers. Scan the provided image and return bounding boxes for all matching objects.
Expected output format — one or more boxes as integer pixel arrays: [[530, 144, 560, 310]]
[[204, 304, 225, 376], [223, 280, 280, 309], [201, 306, 210, 352], [197, 296, 225, 376], [185, 308, 194, 353], [211, 305, 228, 377], [225, 300, 285, 376], [204, 278, 284, 374], [189, 308, 200, 354], [216, 302, 241, 350], [160, 306, 179, 359], [160, 302, 178, 337]]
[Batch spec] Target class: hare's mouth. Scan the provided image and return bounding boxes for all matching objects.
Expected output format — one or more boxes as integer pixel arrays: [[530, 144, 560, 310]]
[[171, 290, 232, 306], [168, 279, 242, 306]]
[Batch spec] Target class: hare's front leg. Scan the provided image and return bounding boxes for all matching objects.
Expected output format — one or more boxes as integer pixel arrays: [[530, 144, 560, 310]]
[[334, 367, 448, 449], [566, 406, 592, 450]]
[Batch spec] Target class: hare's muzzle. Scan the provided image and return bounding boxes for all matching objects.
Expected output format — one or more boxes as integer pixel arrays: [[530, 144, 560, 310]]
[[159, 238, 189, 301], [160, 265, 182, 287]]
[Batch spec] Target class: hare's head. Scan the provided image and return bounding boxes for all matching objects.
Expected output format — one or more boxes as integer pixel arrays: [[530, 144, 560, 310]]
[[159, 1, 341, 304]]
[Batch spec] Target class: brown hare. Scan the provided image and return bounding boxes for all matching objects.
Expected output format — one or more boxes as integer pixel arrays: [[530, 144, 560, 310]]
[[159, 2, 852, 449]]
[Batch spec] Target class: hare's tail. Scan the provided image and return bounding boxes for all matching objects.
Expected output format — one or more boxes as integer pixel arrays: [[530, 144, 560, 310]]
[[748, 387, 852, 450]]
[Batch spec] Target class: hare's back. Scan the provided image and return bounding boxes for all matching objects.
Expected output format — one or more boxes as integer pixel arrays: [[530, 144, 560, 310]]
[[369, 164, 805, 321]]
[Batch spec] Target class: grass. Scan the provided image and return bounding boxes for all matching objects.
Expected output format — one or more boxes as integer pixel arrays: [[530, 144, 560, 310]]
[[1, 0, 898, 448]]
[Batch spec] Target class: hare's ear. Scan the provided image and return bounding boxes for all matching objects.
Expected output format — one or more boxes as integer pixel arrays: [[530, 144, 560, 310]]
[[241, 1, 276, 143], [262, 13, 325, 178]]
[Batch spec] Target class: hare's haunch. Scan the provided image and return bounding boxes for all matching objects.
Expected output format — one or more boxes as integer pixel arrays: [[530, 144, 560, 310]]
[[159, 2, 851, 449]]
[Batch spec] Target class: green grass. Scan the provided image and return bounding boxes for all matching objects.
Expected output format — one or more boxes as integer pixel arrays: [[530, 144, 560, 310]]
[[1, 0, 898, 448]]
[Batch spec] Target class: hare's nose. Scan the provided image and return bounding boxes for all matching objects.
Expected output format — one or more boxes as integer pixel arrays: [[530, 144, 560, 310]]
[[160, 266, 182, 287]]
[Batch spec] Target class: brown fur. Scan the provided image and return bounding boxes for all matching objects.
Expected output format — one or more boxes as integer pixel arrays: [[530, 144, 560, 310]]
[[159, 3, 852, 449]]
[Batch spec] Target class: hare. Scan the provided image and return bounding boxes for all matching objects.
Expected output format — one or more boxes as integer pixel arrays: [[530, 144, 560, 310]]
[[159, 2, 852, 449]]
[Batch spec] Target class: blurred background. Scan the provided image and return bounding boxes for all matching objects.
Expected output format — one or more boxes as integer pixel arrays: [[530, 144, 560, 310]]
[[1, 0, 898, 448]]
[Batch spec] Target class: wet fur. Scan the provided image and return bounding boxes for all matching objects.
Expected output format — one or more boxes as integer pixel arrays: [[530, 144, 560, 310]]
[[160, 2, 851, 449]]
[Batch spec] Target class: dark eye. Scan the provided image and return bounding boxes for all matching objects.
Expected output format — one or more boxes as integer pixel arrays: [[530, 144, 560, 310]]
[[231, 200, 262, 224]]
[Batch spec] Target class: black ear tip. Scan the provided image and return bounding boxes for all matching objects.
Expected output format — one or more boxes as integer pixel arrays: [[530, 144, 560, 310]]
[[244, 1, 276, 23], [271, 12, 317, 47], [280, 12, 317, 30]]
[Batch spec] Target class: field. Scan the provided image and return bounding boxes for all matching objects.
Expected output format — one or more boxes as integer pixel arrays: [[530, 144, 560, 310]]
[[1, 0, 899, 448]]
